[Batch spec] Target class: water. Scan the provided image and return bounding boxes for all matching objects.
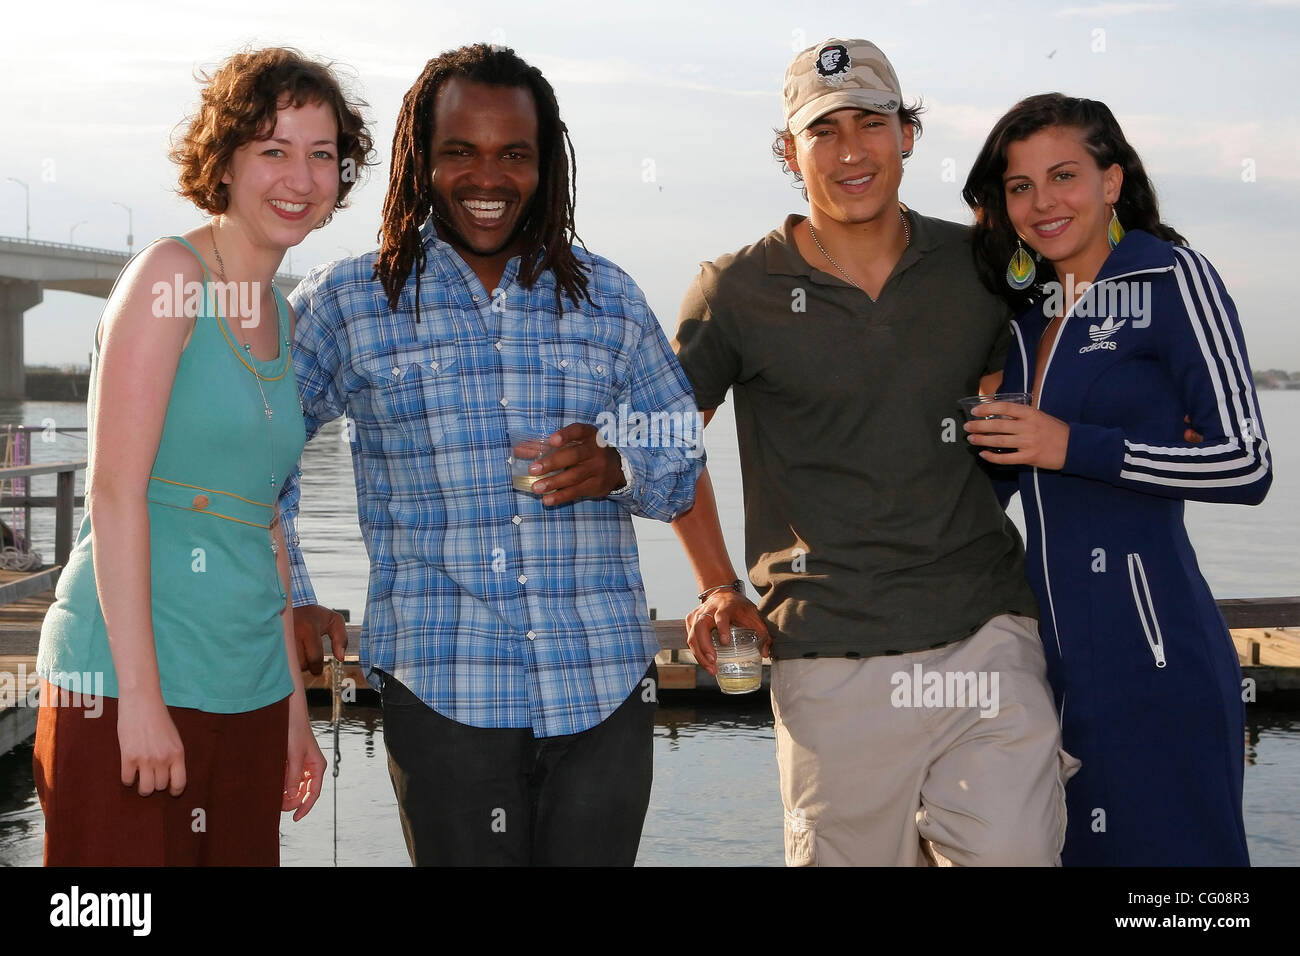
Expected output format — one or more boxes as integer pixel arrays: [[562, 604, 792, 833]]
[[0, 697, 782, 867], [1, 702, 1294, 866], [2, 392, 1298, 865]]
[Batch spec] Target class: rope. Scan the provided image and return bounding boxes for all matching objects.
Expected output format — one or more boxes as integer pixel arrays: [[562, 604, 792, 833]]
[[331, 655, 343, 867], [0, 546, 44, 571], [1, 429, 40, 566]]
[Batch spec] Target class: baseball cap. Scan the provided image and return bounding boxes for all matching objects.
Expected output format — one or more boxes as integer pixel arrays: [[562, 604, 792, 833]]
[[784, 38, 903, 135]]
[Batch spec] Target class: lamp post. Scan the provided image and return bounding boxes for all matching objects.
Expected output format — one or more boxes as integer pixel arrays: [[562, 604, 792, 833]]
[[112, 201, 134, 253], [70, 220, 88, 244], [5, 177, 29, 240]]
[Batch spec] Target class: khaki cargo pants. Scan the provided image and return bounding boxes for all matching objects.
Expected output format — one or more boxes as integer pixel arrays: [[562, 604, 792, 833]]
[[773, 614, 1078, 866]]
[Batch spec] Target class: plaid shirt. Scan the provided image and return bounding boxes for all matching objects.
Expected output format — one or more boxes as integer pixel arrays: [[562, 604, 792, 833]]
[[279, 222, 702, 736]]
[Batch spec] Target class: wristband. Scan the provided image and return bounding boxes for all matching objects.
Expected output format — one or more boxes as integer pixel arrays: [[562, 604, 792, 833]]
[[698, 579, 743, 603], [608, 449, 634, 498]]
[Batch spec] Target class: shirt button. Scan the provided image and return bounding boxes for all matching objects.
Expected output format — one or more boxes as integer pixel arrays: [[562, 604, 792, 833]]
[[500, 398, 509, 407], [472, 294, 480, 302], [390, 366, 400, 377], [517, 574, 528, 585], [192, 494, 209, 510], [291, 533, 301, 546], [512, 515, 522, 525], [430, 361, 440, 371], [494, 340, 503, 351], [595, 365, 605, 374], [526, 630, 537, 641], [559, 359, 568, 369]]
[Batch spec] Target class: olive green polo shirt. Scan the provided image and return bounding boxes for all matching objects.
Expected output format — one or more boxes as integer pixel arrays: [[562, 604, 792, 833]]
[[673, 210, 1038, 658]]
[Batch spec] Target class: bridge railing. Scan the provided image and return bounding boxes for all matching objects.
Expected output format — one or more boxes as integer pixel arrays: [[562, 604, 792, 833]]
[[0, 236, 129, 258], [0, 235, 304, 283]]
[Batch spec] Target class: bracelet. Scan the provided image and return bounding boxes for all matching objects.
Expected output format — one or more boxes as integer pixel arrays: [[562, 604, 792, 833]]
[[698, 579, 743, 603]]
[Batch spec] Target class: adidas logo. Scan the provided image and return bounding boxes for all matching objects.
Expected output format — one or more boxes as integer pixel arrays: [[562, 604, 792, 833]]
[[1080, 316, 1125, 353], [1088, 316, 1126, 341]]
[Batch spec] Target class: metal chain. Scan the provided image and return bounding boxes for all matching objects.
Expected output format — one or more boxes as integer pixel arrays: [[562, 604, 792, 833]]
[[808, 206, 911, 291]]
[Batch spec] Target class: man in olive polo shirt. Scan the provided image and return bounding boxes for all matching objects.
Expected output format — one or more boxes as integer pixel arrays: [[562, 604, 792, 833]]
[[670, 38, 1074, 866]]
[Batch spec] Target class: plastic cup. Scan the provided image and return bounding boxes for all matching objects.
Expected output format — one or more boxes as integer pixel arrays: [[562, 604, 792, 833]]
[[509, 429, 562, 495], [957, 392, 1032, 454], [712, 626, 762, 695]]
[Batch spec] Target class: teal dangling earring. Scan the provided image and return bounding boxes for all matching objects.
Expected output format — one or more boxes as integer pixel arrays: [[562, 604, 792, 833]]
[[1006, 239, 1036, 291], [1108, 206, 1125, 249]]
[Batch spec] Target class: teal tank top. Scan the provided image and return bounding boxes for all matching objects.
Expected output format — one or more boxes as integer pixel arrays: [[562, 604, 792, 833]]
[[38, 237, 306, 713]]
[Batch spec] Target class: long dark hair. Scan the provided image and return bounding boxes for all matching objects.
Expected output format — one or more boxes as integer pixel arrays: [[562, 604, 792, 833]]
[[961, 93, 1186, 307], [374, 44, 590, 311]]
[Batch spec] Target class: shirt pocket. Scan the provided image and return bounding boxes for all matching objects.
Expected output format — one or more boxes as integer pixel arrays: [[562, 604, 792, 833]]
[[539, 339, 619, 424], [357, 344, 461, 450]]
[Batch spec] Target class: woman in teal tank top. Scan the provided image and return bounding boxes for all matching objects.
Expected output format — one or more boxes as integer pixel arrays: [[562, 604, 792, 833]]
[[33, 49, 373, 866]]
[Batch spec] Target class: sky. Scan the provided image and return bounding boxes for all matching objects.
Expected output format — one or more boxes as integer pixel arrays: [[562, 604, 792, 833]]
[[4, 0, 1299, 369]]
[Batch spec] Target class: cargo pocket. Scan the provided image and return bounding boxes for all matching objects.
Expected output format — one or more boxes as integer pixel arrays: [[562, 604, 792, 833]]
[[1054, 747, 1082, 864], [784, 807, 816, 867]]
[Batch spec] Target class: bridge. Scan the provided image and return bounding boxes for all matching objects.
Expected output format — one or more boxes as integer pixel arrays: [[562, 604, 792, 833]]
[[0, 236, 303, 400]]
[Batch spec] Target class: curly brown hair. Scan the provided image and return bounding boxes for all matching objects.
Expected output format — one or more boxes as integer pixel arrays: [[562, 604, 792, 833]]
[[171, 47, 373, 224]]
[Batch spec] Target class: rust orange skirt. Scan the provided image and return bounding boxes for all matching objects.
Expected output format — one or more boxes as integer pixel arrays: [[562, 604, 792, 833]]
[[33, 679, 289, 866]]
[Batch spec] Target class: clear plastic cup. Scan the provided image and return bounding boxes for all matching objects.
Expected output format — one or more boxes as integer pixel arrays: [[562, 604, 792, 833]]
[[957, 392, 1032, 454], [509, 428, 562, 495], [712, 626, 762, 695]]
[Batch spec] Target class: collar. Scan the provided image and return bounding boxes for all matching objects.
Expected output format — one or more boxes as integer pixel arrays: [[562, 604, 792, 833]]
[[1091, 228, 1177, 282], [414, 214, 527, 287], [1016, 229, 1177, 328], [763, 206, 938, 281]]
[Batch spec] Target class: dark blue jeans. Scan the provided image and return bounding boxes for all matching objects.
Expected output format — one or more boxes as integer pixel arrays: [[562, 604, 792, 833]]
[[381, 662, 657, 866]]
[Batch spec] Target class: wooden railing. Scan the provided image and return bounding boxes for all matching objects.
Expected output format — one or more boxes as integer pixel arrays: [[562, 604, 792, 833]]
[[0, 459, 86, 568]]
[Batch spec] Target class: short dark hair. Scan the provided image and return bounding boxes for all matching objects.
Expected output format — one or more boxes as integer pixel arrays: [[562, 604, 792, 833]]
[[374, 43, 589, 311], [771, 101, 925, 194], [961, 92, 1186, 307], [171, 47, 374, 223]]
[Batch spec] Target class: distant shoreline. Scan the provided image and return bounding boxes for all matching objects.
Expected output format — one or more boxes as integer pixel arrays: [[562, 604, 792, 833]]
[[21, 368, 89, 403]]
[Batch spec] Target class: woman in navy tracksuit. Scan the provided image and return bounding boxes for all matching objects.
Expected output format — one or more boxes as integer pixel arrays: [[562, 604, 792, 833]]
[[960, 94, 1271, 866]]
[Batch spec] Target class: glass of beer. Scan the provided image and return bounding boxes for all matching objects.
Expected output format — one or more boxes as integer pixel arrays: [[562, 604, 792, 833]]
[[712, 626, 762, 695], [957, 392, 1032, 454]]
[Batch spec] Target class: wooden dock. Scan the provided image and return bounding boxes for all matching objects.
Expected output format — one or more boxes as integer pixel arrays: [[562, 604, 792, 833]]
[[3, 569, 1299, 754]]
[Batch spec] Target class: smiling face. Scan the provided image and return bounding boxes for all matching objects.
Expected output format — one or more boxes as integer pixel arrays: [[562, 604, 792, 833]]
[[788, 107, 913, 229], [428, 77, 540, 288], [1003, 125, 1123, 284], [220, 99, 340, 250]]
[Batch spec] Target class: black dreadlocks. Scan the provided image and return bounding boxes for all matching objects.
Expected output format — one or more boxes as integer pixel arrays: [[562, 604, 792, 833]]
[[374, 43, 590, 313]]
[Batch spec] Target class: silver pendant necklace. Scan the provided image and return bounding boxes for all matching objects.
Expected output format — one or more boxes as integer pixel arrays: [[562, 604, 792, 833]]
[[808, 205, 911, 291], [210, 223, 286, 554]]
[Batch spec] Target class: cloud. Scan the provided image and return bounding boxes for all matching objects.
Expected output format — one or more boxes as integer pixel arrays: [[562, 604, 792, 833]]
[[534, 55, 773, 99], [1120, 113, 1300, 183], [1055, 3, 1177, 15]]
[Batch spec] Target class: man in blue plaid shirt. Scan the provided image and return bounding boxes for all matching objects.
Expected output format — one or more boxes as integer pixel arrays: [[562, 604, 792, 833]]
[[279, 44, 702, 865]]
